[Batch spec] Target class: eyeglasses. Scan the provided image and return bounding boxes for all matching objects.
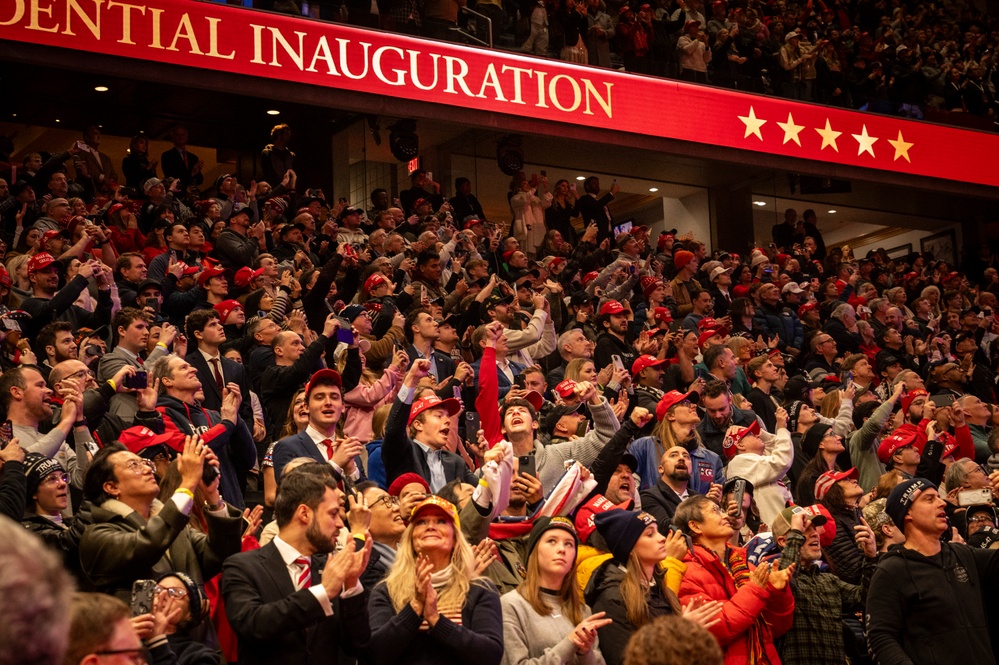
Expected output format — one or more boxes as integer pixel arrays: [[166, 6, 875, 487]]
[[41, 472, 69, 486], [123, 459, 156, 475], [371, 495, 400, 510], [969, 515, 994, 524], [155, 585, 189, 599], [94, 648, 149, 664], [63, 368, 93, 383]]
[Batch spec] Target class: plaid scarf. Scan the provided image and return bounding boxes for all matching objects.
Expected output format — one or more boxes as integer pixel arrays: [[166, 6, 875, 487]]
[[724, 547, 776, 665]]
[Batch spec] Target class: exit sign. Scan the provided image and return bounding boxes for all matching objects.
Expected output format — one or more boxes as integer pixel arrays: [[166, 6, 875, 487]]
[[407, 157, 420, 174]]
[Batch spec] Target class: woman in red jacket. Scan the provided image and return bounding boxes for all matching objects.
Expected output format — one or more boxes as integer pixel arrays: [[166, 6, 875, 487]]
[[672, 495, 795, 664]]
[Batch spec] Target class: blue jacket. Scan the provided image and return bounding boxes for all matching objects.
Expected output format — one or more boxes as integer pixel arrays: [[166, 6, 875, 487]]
[[629, 435, 725, 495]]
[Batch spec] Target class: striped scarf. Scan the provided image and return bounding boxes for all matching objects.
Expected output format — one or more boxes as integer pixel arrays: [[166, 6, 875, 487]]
[[724, 547, 775, 665]]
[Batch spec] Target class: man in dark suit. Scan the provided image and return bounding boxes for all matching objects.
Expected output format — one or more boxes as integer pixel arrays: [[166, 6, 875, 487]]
[[404, 307, 456, 385], [271, 369, 365, 484], [221, 469, 372, 665], [185, 309, 255, 436], [382, 358, 478, 492], [575, 175, 620, 243], [160, 126, 204, 191]]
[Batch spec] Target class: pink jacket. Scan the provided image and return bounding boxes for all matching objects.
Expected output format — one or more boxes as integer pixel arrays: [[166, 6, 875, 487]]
[[342, 366, 401, 442]]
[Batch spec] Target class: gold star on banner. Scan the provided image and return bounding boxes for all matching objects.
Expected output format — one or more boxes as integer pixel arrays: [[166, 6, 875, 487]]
[[738, 107, 767, 141], [887, 131, 914, 163], [776, 113, 805, 146], [815, 119, 842, 152], [852, 124, 878, 158]]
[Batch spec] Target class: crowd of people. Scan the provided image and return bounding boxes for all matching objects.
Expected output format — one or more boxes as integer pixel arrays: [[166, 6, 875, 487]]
[[256, 0, 999, 124], [3, 121, 999, 665]]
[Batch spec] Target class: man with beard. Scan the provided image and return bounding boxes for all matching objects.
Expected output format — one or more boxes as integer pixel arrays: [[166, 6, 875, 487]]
[[0, 365, 93, 493], [640, 445, 712, 531], [222, 465, 373, 665], [593, 300, 638, 371]]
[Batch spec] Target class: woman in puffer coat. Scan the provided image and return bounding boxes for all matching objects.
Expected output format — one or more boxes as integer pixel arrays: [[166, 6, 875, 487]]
[[673, 495, 795, 665]]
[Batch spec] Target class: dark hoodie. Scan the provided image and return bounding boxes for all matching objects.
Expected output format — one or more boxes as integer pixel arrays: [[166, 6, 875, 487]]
[[583, 559, 681, 665], [866, 541, 999, 665], [147, 394, 256, 508]]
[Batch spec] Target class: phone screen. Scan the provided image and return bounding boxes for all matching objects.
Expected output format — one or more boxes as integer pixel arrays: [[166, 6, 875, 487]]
[[336, 328, 355, 344]]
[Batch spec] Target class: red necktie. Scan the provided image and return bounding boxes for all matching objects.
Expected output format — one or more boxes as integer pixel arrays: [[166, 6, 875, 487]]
[[136, 356, 144, 366], [320, 439, 335, 461], [210, 358, 224, 393], [294, 556, 311, 590]]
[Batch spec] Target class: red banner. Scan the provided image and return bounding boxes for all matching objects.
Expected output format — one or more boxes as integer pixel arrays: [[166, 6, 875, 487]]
[[1, 0, 997, 188]]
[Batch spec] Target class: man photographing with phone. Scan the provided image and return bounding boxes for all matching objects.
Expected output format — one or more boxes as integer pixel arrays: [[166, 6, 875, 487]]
[[79, 434, 243, 601]]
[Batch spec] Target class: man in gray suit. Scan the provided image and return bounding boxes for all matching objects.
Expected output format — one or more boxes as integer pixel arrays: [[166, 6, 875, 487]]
[[97, 308, 177, 425]]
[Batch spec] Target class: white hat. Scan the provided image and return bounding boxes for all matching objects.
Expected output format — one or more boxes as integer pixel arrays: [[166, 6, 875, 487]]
[[710, 266, 733, 281], [751, 253, 770, 268], [782, 282, 805, 294]]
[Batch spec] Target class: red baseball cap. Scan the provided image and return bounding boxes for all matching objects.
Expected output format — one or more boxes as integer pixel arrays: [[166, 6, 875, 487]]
[[462, 217, 485, 230], [522, 390, 545, 411], [655, 390, 698, 421], [599, 300, 626, 316], [582, 271, 599, 287], [410, 495, 461, 527], [653, 307, 673, 323], [408, 395, 461, 426], [27, 252, 57, 275], [364, 272, 389, 293], [0, 266, 12, 289], [197, 266, 226, 286], [721, 420, 760, 459], [814, 467, 858, 501], [940, 432, 960, 459], [40, 230, 64, 245], [213, 299, 243, 323], [798, 301, 818, 317], [698, 328, 726, 348], [632, 354, 667, 377], [118, 426, 185, 457], [901, 389, 928, 414], [877, 428, 921, 463], [802, 503, 836, 547], [555, 380, 577, 399], [502, 250, 516, 263], [304, 369, 343, 398], [234, 266, 264, 288]]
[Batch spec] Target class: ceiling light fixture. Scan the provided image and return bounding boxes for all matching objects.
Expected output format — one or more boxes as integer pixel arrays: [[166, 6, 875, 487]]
[[649, 187, 659, 193], [94, 86, 109, 92], [576, 176, 585, 181], [828, 210, 837, 214], [753, 201, 767, 206], [266, 109, 280, 115]]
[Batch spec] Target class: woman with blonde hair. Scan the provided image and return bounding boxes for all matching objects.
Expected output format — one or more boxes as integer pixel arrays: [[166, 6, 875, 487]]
[[584, 509, 721, 665], [368, 495, 503, 665], [501, 517, 610, 665], [920, 285, 942, 318], [6, 254, 32, 297], [565, 358, 597, 383]]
